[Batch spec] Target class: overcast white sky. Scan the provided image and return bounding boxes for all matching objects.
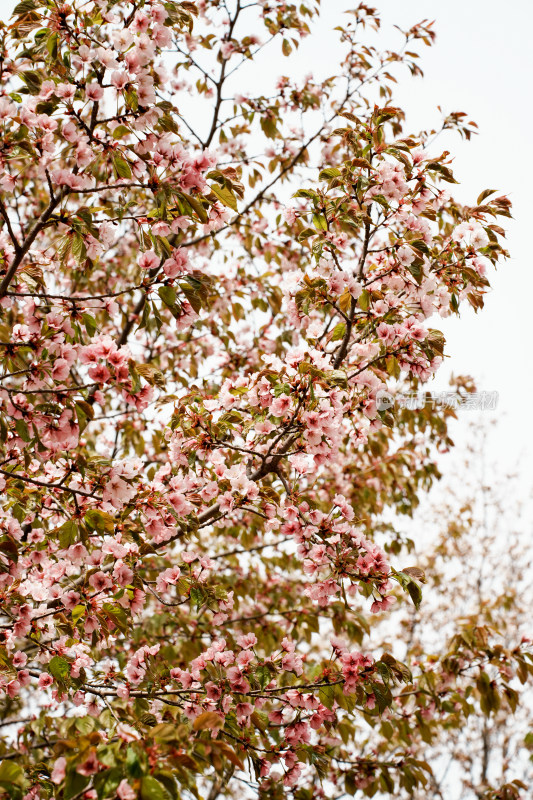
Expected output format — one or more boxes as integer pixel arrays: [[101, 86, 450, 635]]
[[1, 0, 531, 476]]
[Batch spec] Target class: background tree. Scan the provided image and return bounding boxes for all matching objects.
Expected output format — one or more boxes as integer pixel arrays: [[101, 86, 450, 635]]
[[0, 1, 526, 799], [365, 422, 533, 799]]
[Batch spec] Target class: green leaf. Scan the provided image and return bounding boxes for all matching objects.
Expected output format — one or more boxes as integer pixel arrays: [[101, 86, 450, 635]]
[[178, 281, 202, 314], [135, 363, 165, 388], [477, 188, 497, 205], [192, 711, 223, 731], [158, 114, 180, 135], [402, 566, 426, 583], [426, 161, 458, 184], [189, 586, 203, 609], [46, 33, 58, 60], [113, 154, 133, 179], [0, 761, 24, 786], [82, 313, 97, 337], [137, 300, 152, 332], [293, 189, 317, 200], [157, 236, 172, 257], [49, 655, 70, 680], [71, 233, 86, 264], [407, 580, 423, 609], [126, 746, 143, 778], [282, 38, 292, 56], [180, 192, 208, 223], [406, 260, 423, 284], [98, 746, 119, 768], [328, 369, 348, 387], [312, 213, 327, 231], [334, 683, 355, 713], [102, 602, 129, 633], [358, 289, 370, 311], [345, 772, 357, 796], [62, 772, 91, 800], [85, 509, 114, 534], [158, 285, 177, 308], [112, 125, 131, 139], [93, 768, 121, 798], [381, 653, 412, 683], [255, 664, 271, 690], [318, 684, 335, 710], [319, 167, 341, 181], [380, 769, 395, 793], [0, 540, 18, 564], [409, 239, 430, 256], [210, 183, 237, 212], [376, 661, 391, 683], [260, 115, 278, 140], [15, 418, 30, 442], [57, 519, 77, 548], [21, 70, 42, 95], [330, 323, 346, 342], [386, 355, 400, 380], [371, 681, 393, 713], [75, 716, 95, 735], [71, 605, 85, 625], [75, 400, 94, 434], [152, 301, 163, 332], [13, 0, 38, 14], [151, 723, 180, 742], [141, 776, 172, 800]]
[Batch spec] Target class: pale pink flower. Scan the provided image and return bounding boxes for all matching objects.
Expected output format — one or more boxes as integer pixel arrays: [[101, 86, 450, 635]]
[[138, 250, 159, 270], [85, 84, 104, 102], [51, 756, 67, 785]]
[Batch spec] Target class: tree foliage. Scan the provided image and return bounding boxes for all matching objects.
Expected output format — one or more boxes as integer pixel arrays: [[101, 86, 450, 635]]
[[368, 426, 533, 799], [0, 1, 526, 799]]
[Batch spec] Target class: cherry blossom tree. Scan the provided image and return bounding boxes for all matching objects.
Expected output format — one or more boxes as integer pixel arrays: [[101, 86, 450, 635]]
[[0, 1, 526, 799]]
